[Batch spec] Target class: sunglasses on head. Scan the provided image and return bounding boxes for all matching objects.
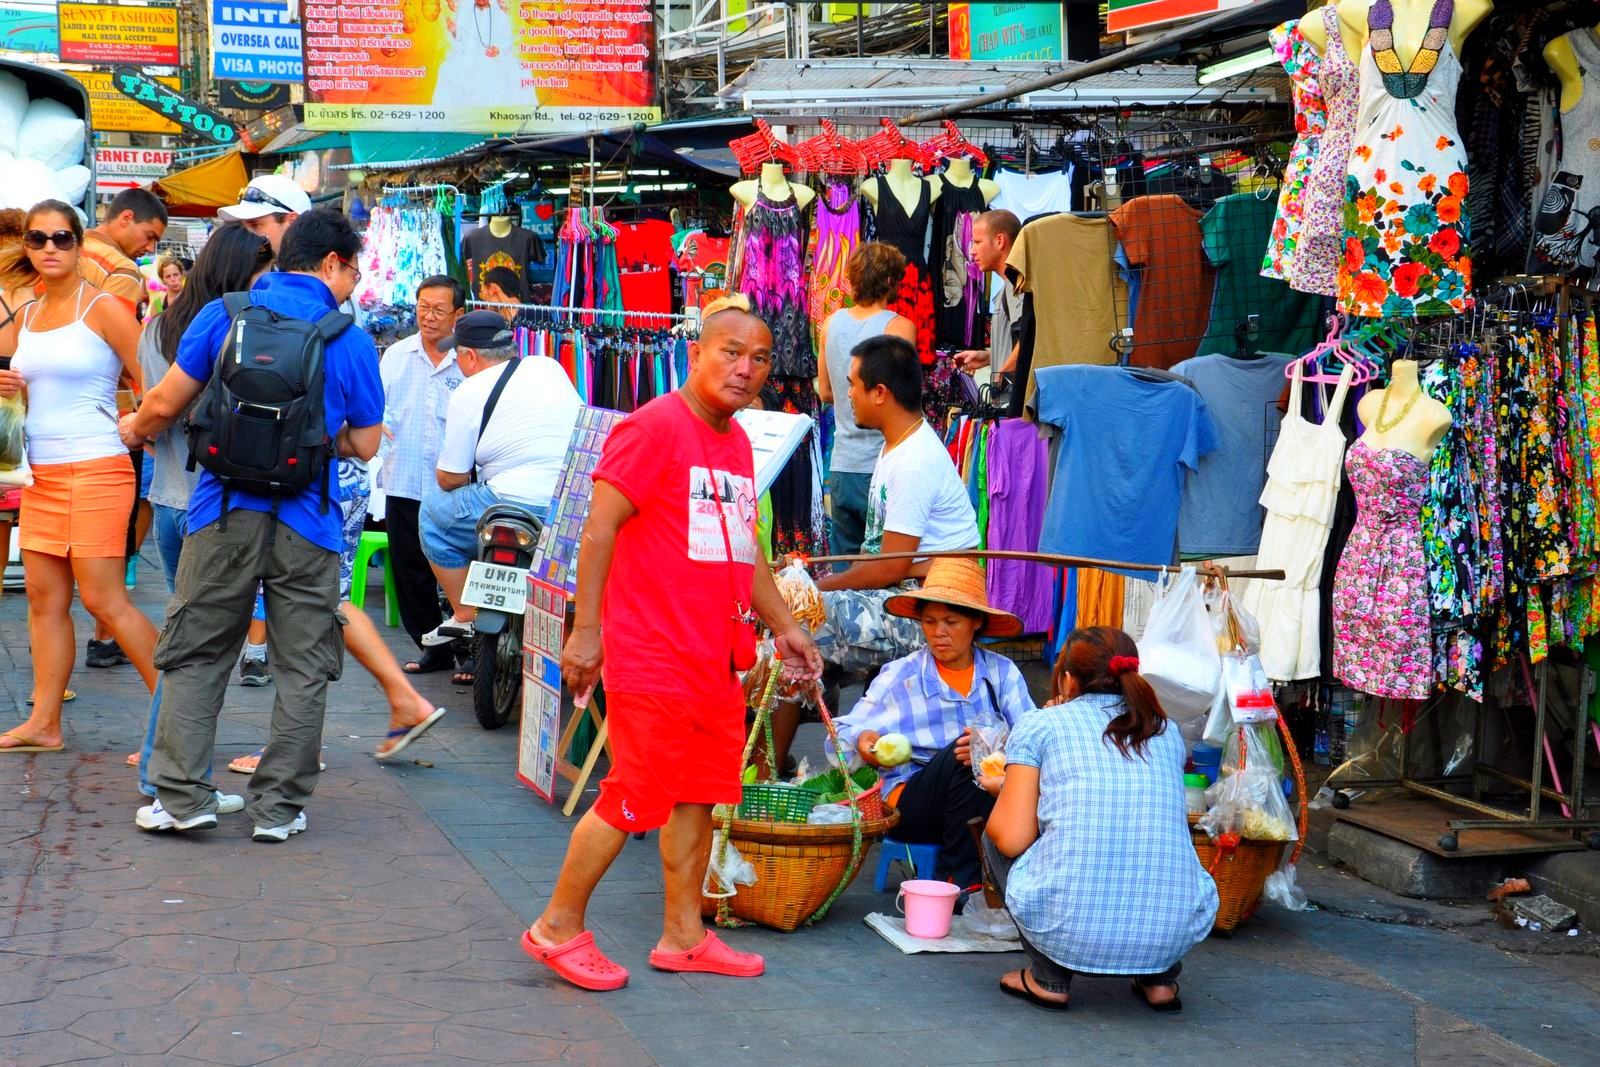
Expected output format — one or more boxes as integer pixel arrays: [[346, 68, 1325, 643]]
[[23, 229, 78, 251], [240, 186, 294, 212]]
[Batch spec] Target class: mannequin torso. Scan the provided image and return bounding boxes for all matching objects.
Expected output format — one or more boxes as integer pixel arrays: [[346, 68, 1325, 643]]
[[1544, 28, 1597, 113], [1355, 359, 1451, 460], [1302, 0, 1492, 61], [488, 216, 514, 239], [941, 158, 998, 205], [730, 162, 815, 211], [863, 159, 940, 216]]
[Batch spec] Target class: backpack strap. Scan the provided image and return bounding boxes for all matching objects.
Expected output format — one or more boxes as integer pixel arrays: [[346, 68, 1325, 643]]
[[222, 292, 253, 317], [471, 357, 523, 484], [312, 308, 353, 341]]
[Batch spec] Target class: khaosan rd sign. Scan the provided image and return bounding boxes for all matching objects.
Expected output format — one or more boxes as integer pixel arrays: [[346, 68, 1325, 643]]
[[110, 66, 238, 144]]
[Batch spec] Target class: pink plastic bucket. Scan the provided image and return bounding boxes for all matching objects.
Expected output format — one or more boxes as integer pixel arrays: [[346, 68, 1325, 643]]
[[895, 879, 960, 939]]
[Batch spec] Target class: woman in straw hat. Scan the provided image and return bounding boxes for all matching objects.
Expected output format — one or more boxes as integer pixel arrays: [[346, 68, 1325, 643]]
[[833, 557, 1036, 888]]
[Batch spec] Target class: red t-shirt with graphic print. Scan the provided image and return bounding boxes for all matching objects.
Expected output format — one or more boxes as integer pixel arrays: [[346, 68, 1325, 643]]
[[592, 392, 757, 703]]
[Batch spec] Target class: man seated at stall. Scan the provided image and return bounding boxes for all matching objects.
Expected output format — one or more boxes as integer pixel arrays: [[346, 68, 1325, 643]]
[[833, 559, 1034, 887], [419, 311, 581, 648]]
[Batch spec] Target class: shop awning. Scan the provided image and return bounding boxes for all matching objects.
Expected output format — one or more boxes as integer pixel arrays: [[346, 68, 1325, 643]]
[[152, 148, 250, 218], [351, 132, 491, 167]]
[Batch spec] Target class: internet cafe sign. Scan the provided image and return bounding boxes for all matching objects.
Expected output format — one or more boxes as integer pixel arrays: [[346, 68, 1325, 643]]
[[95, 147, 175, 181]]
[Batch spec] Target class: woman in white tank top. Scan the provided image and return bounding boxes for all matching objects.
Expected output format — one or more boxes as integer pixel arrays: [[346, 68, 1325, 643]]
[[0, 199, 157, 753]]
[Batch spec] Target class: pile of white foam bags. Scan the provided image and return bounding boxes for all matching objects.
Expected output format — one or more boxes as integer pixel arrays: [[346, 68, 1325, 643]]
[[0, 71, 90, 212]]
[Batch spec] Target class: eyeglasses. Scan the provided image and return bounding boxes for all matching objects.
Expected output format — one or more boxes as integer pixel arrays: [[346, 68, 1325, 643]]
[[416, 304, 457, 320], [23, 229, 78, 251], [239, 186, 295, 213], [335, 254, 362, 283]]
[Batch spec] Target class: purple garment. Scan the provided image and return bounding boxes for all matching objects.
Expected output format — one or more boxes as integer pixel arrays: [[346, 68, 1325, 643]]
[[986, 418, 1053, 633]]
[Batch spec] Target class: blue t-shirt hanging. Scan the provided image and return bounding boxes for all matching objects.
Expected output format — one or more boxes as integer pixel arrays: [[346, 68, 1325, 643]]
[[1034, 365, 1218, 575]]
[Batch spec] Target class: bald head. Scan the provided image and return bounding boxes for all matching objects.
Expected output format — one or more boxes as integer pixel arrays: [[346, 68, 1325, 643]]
[[686, 306, 774, 420], [700, 304, 772, 345]]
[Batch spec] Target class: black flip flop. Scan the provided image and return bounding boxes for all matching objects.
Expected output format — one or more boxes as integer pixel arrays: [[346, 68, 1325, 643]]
[[1131, 979, 1182, 1014], [451, 670, 474, 686], [1000, 970, 1070, 1013], [403, 652, 454, 675]]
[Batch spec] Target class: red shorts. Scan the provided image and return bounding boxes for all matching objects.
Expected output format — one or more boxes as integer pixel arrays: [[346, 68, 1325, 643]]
[[593, 690, 745, 832]]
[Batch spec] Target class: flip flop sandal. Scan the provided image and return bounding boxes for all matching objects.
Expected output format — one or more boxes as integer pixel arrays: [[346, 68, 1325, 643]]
[[451, 670, 474, 686], [648, 931, 764, 977], [26, 691, 76, 706], [374, 707, 446, 761], [402, 655, 454, 675], [126, 752, 140, 767], [520, 929, 628, 992], [422, 620, 474, 647], [229, 749, 326, 774], [1000, 970, 1070, 1012], [0, 731, 65, 753], [1131, 980, 1182, 1014]]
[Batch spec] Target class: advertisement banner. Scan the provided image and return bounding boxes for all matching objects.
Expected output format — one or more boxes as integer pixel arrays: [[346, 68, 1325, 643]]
[[1106, 0, 1255, 35], [0, 4, 59, 54], [218, 79, 290, 110], [58, 2, 180, 65], [302, 0, 661, 134], [211, 0, 302, 82], [96, 146, 175, 178], [949, 3, 1063, 62], [111, 67, 239, 145], [66, 69, 180, 134]]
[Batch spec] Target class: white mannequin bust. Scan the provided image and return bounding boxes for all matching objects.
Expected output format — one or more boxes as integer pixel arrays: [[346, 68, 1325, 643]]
[[942, 157, 998, 205], [729, 161, 815, 211], [862, 158, 940, 217], [1355, 359, 1452, 461]]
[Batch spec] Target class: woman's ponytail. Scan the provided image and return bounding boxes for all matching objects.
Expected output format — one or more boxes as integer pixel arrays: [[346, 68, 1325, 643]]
[[1053, 627, 1168, 759]]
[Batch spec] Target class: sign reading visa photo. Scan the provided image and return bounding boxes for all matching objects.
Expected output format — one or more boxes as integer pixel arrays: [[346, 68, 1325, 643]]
[[301, 0, 661, 133], [58, 2, 179, 65], [212, 0, 303, 82]]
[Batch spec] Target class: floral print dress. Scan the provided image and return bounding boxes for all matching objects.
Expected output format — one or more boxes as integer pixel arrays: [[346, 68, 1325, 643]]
[[1288, 3, 1358, 298], [1338, 0, 1473, 318], [1332, 441, 1434, 700], [1262, 19, 1325, 281]]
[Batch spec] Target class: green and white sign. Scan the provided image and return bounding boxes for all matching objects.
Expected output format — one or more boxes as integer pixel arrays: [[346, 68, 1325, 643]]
[[949, 3, 1063, 62]]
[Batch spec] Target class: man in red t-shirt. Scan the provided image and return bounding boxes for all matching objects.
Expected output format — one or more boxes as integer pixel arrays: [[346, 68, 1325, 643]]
[[522, 299, 821, 991]]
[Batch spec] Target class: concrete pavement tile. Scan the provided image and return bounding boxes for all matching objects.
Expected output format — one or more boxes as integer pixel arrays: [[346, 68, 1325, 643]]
[[304, 920, 444, 947], [446, 1005, 629, 1040], [172, 910, 314, 941], [113, 933, 241, 973], [66, 1006, 203, 1055], [341, 934, 472, 972], [319, 1020, 438, 1055], [0, 1028, 116, 1067], [559, 1034, 660, 1066], [169, 973, 297, 1017], [0, 926, 128, 956], [51, 964, 197, 1007], [0, 974, 50, 1008], [14, 952, 124, 983], [434, 1023, 567, 1062], [286, 989, 451, 1025], [256, 898, 386, 924], [364, 972, 559, 1014], [168, 1014, 324, 1065], [254, 962, 374, 996], [355, 877, 471, 908], [235, 937, 342, 974], [367, 904, 484, 934], [0, 993, 104, 1037]]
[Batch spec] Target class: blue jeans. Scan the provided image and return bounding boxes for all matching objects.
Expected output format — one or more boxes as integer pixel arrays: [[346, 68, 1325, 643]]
[[419, 481, 502, 569], [828, 469, 873, 561], [151, 503, 186, 594]]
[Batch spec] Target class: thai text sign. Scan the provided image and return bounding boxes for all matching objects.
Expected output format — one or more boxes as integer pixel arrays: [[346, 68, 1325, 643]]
[[58, 2, 180, 65]]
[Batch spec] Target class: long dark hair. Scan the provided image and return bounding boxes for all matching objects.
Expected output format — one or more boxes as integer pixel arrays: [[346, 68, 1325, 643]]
[[1052, 626, 1167, 759], [158, 223, 273, 366]]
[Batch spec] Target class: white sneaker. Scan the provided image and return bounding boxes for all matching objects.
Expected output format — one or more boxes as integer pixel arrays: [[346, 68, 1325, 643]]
[[252, 812, 307, 843], [136, 799, 218, 833], [214, 791, 244, 814]]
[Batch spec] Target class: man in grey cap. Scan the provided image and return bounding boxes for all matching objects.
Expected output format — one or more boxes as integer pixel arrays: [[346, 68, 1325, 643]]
[[418, 311, 583, 647]]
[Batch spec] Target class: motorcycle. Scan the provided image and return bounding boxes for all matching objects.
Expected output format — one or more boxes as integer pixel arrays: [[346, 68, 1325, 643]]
[[460, 501, 543, 730]]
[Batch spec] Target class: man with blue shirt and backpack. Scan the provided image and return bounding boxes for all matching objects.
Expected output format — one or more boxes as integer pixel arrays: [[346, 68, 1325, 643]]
[[119, 209, 384, 843]]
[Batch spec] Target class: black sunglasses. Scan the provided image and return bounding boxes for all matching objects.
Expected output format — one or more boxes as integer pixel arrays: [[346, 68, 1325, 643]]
[[23, 229, 78, 251], [240, 187, 294, 212]]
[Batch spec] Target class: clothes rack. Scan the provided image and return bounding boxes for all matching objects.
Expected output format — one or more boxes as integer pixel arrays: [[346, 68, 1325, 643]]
[[797, 548, 1286, 581], [467, 299, 698, 332]]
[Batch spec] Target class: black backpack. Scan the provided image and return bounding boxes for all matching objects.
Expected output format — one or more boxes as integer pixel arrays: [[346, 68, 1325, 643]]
[[187, 292, 350, 517]]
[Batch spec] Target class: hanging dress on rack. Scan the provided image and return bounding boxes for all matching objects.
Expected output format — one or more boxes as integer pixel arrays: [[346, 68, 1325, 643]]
[[1261, 19, 1326, 281], [871, 178, 936, 366], [1242, 361, 1355, 682], [929, 174, 990, 349], [1337, 0, 1472, 318], [1289, 3, 1359, 298], [735, 189, 815, 379], [807, 181, 861, 354]]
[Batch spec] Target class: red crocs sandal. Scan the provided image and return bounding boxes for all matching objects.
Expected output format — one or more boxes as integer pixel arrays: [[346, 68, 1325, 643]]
[[648, 931, 764, 977], [520, 929, 629, 992]]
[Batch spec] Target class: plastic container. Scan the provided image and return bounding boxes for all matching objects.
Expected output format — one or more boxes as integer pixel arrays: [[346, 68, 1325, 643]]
[[1185, 773, 1210, 814], [895, 879, 961, 938], [1190, 742, 1223, 785]]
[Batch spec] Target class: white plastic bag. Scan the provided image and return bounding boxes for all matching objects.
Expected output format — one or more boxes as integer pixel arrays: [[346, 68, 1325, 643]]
[[0, 72, 27, 159], [19, 98, 85, 170], [703, 829, 757, 898], [1137, 567, 1221, 721], [1262, 861, 1308, 911]]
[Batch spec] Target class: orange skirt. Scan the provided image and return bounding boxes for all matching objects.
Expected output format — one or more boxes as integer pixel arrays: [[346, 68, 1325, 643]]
[[19, 453, 135, 558]]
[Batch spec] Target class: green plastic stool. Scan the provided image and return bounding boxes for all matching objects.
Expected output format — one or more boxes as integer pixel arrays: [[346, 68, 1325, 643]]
[[349, 530, 400, 628]]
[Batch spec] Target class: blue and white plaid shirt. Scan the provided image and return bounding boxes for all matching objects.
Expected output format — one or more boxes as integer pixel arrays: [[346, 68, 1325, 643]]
[[1003, 693, 1218, 974], [834, 647, 1035, 790], [378, 332, 465, 501]]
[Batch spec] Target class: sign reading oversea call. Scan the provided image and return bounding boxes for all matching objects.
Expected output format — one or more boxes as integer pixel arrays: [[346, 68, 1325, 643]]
[[211, 0, 302, 82], [58, 2, 180, 65], [301, 0, 660, 134], [111, 67, 237, 145]]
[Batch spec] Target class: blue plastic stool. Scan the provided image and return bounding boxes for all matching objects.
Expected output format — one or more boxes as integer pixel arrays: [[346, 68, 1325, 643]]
[[348, 531, 400, 628], [872, 837, 940, 892]]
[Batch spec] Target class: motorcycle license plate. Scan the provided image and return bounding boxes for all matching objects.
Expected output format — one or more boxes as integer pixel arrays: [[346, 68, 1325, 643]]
[[461, 562, 527, 614]]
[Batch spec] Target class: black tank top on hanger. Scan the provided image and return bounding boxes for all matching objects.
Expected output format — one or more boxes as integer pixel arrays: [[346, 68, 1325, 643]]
[[872, 177, 932, 269]]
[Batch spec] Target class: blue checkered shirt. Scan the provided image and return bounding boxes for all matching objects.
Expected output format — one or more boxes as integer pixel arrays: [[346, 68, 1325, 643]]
[[834, 647, 1035, 791], [1002, 693, 1218, 974], [378, 333, 465, 501]]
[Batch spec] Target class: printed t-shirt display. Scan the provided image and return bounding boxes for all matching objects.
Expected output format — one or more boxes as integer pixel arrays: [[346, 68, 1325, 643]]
[[592, 393, 758, 704], [863, 421, 980, 555], [1110, 195, 1212, 369], [436, 355, 582, 510], [1005, 213, 1124, 410], [1198, 193, 1322, 357], [1034, 365, 1217, 570], [1170, 352, 1293, 556], [462, 224, 546, 297]]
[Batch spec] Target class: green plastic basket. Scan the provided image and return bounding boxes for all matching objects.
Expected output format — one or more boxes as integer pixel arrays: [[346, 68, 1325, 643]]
[[737, 782, 821, 823]]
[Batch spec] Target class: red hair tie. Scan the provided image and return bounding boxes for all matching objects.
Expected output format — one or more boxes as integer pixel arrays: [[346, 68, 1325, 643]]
[[1108, 656, 1140, 678]]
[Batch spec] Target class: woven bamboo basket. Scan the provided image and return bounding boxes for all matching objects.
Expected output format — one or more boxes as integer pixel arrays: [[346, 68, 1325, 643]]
[[703, 809, 900, 931]]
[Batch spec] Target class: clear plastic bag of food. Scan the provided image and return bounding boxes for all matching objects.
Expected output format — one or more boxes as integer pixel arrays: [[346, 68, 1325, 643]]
[[966, 707, 1009, 782], [703, 829, 757, 898], [1196, 723, 1298, 843], [1205, 581, 1262, 656], [773, 557, 825, 632], [1222, 650, 1277, 724]]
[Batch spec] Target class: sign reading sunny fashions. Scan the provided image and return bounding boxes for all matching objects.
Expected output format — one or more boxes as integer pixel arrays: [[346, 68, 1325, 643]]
[[67, 69, 181, 134], [301, 0, 660, 133], [211, 0, 302, 81], [111, 67, 238, 145], [0, 5, 59, 54], [58, 2, 180, 65], [949, 3, 1063, 62], [1106, 0, 1256, 34]]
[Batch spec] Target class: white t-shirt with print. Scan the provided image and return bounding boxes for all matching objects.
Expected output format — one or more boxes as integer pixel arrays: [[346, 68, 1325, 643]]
[[863, 421, 979, 555], [437, 356, 582, 510]]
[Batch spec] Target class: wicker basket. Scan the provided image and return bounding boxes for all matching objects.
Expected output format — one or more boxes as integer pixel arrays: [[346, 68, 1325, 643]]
[[737, 782, 820, 823], [1189, 816, 1289, 933], [831, 780, 885, 822], [704, 809, 900, 931]]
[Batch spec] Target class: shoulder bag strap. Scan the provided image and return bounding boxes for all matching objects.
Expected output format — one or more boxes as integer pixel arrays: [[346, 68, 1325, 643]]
[[692, 408, 752, 625], [472, 356, 523, 483]]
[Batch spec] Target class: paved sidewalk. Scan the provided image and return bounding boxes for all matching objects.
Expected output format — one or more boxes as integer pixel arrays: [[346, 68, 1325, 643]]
[[2, 555, 1599, 1066]]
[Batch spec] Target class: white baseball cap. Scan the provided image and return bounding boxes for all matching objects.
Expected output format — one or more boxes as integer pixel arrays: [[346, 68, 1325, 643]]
[[220, 174, 313, 221]]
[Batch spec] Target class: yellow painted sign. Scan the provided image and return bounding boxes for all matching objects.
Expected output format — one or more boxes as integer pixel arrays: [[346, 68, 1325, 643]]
[[66, 69, 182, 134]]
